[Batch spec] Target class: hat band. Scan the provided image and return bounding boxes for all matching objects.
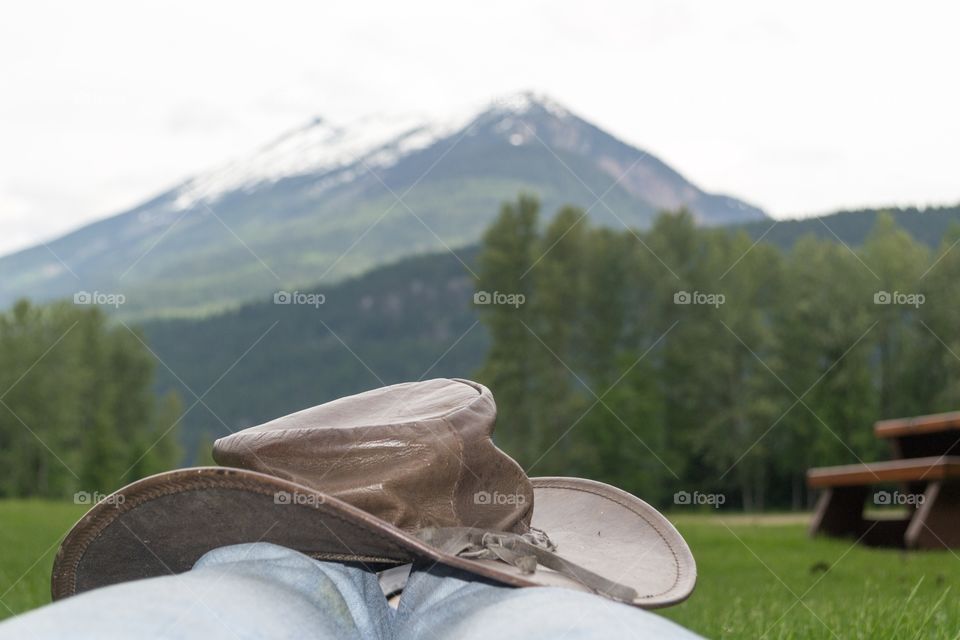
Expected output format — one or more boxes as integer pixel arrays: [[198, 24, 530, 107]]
[[416, 526, 638, 603]]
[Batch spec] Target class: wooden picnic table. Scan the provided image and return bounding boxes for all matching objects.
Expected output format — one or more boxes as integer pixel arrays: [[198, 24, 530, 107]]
[[807, 411, 960, 549], [875, 411, 960, 458]]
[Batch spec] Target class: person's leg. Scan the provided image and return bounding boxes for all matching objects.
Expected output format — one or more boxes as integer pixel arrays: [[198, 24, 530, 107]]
[[395, 561, 703, 640], [0, 543, 393, 640]]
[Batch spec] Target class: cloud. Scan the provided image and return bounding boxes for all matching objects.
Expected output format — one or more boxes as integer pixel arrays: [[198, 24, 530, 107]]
[[165, 103, 239, 135]]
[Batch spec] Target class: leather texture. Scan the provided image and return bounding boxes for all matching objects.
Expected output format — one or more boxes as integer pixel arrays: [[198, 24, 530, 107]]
[[51, 378, 696, 608], [213, 379, 534, 534]]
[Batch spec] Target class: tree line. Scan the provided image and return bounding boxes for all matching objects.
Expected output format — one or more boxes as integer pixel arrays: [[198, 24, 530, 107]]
[[0, 300, 181, 499], [475, 195, 960, 510], [3, 196, 957, 510]]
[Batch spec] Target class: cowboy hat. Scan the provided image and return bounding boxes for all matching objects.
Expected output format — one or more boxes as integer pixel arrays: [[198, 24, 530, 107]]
[[51, 379, 696, 607]]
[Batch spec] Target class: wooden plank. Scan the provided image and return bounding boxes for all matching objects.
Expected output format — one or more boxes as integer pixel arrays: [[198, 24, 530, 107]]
[[806, 456, 960, 488], [906, 481, 960, 549], [891, 431, 960, 459], [875, 411, 960, 438]]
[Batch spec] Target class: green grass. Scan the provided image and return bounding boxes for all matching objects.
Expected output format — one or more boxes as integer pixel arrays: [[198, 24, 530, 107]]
[[0, 501, 85, 619], [663, 514, 959, 639], [0, 503, 957, 638]]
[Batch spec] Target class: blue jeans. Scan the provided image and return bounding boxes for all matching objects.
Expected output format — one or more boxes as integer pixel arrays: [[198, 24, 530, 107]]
[[0, 543, 702, 639]]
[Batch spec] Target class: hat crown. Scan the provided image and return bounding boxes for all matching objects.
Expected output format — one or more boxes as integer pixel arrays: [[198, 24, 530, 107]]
[[213, 378, 533, 534]]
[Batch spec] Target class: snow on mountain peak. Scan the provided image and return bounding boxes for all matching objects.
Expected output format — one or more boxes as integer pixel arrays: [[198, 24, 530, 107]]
[[172, 91, 569, 210], [488, 91, 570, 117], [173, 112, 447, 210]]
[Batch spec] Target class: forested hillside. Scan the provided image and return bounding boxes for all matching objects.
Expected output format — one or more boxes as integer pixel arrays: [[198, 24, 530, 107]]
[[9, 202, 960, 506], [142, 249, 486, 454], [736, 204, 960, 249]]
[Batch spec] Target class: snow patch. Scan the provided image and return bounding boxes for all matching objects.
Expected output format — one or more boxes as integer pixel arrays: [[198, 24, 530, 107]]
[[171, 91, 569, 209], [487, 91, 570, 118]]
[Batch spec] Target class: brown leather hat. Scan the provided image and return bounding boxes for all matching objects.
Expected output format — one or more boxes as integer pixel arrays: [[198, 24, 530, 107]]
[[51, 379, 695, 607]]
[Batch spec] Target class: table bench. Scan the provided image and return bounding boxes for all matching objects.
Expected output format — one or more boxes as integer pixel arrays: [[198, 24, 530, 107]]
[[806, 412, 960, 549]]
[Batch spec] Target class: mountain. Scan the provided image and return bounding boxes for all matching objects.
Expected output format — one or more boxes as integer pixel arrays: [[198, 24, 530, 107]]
[[734, 204, 960, 250], [0, 92, 765, 318]]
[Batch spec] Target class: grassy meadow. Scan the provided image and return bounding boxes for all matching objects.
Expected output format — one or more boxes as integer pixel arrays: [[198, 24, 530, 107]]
[[0, 502, 956, 638], [0, 501, 86, 619], [664, 514, 958, 639]]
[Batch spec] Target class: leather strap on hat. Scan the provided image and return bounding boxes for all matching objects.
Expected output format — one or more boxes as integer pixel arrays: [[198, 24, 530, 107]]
[[417, 526, 638, 603]]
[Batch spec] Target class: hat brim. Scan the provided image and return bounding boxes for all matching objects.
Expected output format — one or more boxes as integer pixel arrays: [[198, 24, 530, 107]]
[[52, 469, 694, 608], [530, 477, 696, 607]]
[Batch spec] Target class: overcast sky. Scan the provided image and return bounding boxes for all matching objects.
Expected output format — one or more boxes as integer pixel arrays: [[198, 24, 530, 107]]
[[2, 0, 958, 255]]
